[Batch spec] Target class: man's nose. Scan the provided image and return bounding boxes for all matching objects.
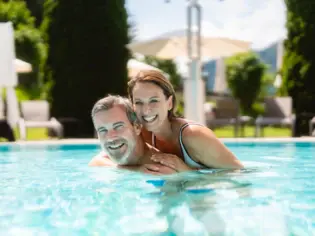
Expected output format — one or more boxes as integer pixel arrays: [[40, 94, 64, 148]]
[[107, 129, 117, 139]]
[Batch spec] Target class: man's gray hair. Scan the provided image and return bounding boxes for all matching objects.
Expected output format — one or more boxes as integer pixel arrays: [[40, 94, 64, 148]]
[[91, 94, 140, 125]]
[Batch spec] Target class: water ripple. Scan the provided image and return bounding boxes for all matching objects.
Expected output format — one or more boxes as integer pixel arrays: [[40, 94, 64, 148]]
[[0, 142, 315, 235]]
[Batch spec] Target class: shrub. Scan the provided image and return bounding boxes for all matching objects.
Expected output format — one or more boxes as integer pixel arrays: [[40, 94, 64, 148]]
[[225, 52, 267, 117]]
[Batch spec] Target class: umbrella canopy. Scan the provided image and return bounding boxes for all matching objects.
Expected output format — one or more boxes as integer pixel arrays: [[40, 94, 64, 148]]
[[127, 59, 163, 77], [0, 22, 20, 128], [0, 22, 17, 87], [128, 36, 251, 60], [14, 58, 32, 73]]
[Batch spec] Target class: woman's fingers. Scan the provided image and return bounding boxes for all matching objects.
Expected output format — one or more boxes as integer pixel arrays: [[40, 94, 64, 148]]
[[144, 164, 160, 171], [160, 160, 176, 169], [143, 163, 177, 174], [151, 157, 176, 170]]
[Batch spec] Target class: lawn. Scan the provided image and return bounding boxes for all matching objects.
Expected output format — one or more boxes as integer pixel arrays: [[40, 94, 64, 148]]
[[13, 128, 49, 141], [5, 126, 291, 141], [213, 125, 291, 138]]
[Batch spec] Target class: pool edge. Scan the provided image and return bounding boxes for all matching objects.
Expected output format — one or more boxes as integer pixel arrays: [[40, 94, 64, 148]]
[[1, 137, 315, 146]]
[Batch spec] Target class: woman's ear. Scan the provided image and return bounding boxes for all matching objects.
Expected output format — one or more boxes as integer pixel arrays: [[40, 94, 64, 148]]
[[167, 95, 173, 111]]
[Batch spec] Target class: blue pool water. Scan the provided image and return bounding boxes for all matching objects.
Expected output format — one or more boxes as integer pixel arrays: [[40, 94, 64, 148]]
[[1, 141, 315, 235]]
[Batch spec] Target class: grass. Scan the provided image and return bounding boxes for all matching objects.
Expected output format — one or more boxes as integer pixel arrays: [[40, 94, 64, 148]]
[[213, 125, 291, 138], [1, 126, 291, 141], [13, 128, 49, 141]]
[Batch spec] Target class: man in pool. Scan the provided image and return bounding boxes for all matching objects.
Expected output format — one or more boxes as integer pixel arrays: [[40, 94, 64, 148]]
[[88, 95, 180, 174]]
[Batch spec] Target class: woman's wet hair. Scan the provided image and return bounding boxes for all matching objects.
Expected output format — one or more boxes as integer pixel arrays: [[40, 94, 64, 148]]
[[127, 70, 177, 119]]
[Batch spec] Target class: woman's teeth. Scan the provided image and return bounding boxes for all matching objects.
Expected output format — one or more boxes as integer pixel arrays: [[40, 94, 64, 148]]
[[143, 115, 157, 122]]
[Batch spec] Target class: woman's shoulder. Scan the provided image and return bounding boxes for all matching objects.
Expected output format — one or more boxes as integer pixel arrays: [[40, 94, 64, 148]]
[[173, 118, 212, 143], [171, 117, 204, 131], [171, 117, 189, 128]]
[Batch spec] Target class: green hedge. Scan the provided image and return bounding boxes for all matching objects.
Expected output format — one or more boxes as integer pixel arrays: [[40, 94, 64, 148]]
[[44, 0, 130, 137], [282, 0, 315, 136], [225, 52, 266, 117]]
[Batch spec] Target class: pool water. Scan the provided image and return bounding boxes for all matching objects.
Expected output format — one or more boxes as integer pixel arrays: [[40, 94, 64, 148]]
[[0, 142, 315, 235]]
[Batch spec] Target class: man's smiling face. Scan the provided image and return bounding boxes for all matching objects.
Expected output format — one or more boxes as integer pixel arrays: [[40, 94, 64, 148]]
[[93, 105, 140, 165]]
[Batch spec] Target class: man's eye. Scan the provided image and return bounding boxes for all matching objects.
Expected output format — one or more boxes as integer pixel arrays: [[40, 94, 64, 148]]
[[98, 129, 107, 134], [114, 125, 123, 130]]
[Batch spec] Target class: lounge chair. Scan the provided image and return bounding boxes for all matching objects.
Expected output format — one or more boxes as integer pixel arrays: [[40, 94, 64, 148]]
[[255, 97, 295, 137], [18, 100, 63, 140], [0, 96, 15, 141], [206, 97, 252, 137], [0, 93, 4, 121]]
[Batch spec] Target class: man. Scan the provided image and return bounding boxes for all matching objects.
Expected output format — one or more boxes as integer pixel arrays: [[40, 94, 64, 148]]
[[89, 95, 176, 174]]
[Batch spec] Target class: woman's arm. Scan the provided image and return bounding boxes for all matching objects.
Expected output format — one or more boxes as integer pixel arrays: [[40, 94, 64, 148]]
[[150, 153, 194, 172], [182, 126, 244, 169], [88, 152, 178, 174]]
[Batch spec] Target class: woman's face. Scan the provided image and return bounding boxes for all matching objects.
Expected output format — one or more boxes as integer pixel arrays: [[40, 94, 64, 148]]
[[132, 82, 173, 132]]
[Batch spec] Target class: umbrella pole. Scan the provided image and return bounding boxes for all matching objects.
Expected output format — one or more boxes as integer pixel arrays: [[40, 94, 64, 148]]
[[184, 60, 205, 125], [185, 0, 205, 125]]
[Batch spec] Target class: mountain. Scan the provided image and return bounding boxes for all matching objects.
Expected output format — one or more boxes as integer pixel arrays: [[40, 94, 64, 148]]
[[202, 40, 283, 92], [254, 41, 279, 73]]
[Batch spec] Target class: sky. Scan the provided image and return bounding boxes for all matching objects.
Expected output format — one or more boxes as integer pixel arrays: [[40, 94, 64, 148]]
[[126, 0, 287, 50]]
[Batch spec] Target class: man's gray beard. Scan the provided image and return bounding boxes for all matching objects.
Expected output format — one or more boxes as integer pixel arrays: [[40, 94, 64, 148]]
[[118, 146, 140, 166], [102, 145, 136, 165], [100, 144, 109, 155], [118, 147, 137, 165], [100, 140, 139, 165]]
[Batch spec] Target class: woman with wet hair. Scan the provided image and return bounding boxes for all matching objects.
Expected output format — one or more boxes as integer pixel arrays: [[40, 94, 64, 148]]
[[127, 70, 244, 172]]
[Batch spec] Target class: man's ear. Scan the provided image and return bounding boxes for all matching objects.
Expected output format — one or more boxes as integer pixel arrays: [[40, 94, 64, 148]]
[[134, 123, 142, 135]]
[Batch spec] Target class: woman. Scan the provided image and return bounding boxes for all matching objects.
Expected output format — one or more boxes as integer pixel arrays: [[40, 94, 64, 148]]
[[127, 70, 244, 172]]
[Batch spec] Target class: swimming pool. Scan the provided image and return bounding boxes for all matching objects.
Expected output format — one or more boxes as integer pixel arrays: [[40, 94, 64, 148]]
[[0, 141, 315, 235]]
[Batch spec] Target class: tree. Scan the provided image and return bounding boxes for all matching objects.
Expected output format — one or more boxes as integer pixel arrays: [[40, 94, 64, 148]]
[[225, 52, 266, 116], [45, 0, 129, 137], [282, 0, 315, 136], [24, 0, 45, 27], [143, 56, 182, 91], [0, 1, 46, 98]]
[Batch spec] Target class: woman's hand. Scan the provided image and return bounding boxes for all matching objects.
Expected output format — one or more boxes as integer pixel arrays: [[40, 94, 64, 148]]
[[140, 163, 177, 175], [116, 163, 177, 175], [150, 153, 192, 172]]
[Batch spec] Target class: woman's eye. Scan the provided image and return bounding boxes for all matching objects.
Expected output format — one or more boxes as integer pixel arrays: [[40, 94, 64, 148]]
[[135, 101, 142, 105], [150, 100, 158, 103]]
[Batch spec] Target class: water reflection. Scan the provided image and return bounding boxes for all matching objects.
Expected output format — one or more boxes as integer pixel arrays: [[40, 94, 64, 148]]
[[144, 170, 253, 235], [90, 166, 312, 235]]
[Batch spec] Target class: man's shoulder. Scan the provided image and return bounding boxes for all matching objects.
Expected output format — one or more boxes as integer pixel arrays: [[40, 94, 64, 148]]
[[88, 151, 115, 167]]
